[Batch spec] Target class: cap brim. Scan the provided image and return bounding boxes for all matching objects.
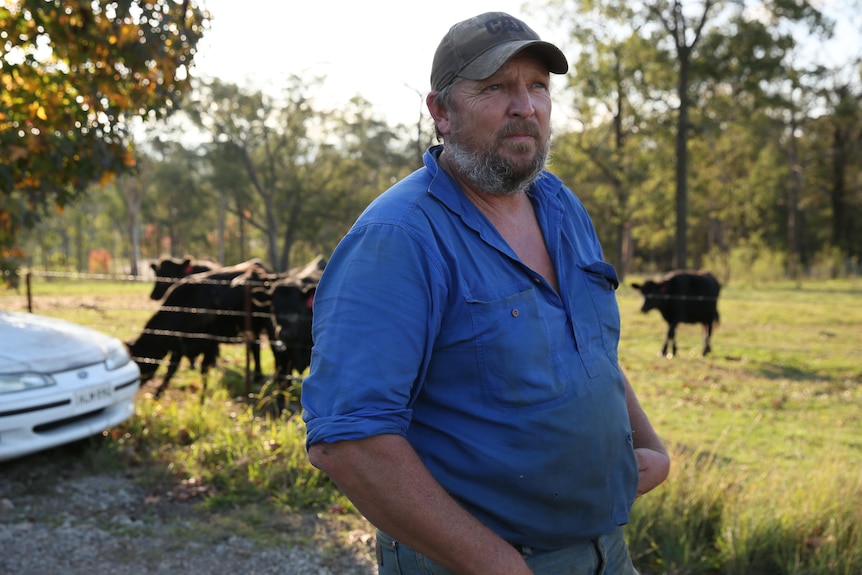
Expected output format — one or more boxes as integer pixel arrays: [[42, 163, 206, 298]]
[[459, 40, 569, 81]]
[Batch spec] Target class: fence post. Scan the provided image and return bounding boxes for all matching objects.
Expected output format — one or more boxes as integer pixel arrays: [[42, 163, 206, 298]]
[[26, 271, 33, 313], [244, 281, 252, 396]]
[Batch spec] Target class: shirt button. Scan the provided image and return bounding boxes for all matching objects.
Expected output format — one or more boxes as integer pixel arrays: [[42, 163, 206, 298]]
[[533, 277, 541, 284], [511, 309, 519, 317]]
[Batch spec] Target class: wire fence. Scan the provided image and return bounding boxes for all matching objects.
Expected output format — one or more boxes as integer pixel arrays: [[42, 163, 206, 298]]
[[5, 268, 857, 387], [6, 268, 307, 394]]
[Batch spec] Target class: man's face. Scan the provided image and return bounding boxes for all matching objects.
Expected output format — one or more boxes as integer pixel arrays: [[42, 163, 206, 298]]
[[444, 52, 552, 195]]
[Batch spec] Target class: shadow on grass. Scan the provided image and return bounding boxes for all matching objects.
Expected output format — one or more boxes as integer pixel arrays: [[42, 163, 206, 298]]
[[754, 362, 827, 382]]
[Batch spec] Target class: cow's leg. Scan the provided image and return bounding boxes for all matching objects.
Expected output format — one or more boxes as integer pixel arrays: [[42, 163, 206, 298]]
[[264, 321, 280, 382], [201, 343, 219, 374], [198, 343, 219, 404], [663, 323, 678, 358], [242, 327, 265, 383], [199, 369, 208, 405], [251, 339, 264, 382], [272, 342, 287, 383], [154, 350, 182, 398], [702, 322, 713, 356]]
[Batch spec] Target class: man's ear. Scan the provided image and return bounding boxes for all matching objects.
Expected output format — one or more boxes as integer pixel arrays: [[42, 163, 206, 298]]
[[426, 91, 451, 137]]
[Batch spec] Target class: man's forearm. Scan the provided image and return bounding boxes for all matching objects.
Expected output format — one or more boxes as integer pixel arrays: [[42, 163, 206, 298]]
[[621, 372, 671, 496], [622, 373, 667, 453], [308, 434, 532, 575]]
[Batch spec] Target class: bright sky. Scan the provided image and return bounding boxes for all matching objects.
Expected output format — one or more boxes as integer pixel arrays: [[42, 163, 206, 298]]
[[191, 1, 860, 128], [192, 0, 563, 127]]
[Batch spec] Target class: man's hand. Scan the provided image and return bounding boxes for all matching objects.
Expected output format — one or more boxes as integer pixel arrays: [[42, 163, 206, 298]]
[[634, 447, 670, 497]]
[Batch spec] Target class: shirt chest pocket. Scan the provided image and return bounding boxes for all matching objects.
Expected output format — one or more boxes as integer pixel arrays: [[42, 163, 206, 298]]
[[466, 286, 568, 409], [576, 261, 621, 362]]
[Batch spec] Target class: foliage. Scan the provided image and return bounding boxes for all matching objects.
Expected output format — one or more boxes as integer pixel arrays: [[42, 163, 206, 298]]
[[0, 0, 210, 270], [539, 0, 860, 275], [139, 142, 218, 260], [124, 386, 345, 511], [4, 2, 862, 282], [184, 77, 415, 272]]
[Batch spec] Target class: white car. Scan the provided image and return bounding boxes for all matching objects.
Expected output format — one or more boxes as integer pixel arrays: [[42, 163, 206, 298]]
[[0, 310, 141, 462]]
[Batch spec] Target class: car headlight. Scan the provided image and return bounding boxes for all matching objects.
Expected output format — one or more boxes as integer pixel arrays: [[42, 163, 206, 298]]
[[0, 372, 57, 394], [104, 340, 132, 371]]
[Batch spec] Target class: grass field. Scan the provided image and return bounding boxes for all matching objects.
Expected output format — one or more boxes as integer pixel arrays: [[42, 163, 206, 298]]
[[2, 273, 860, 574], [616, 278, 861, 574]]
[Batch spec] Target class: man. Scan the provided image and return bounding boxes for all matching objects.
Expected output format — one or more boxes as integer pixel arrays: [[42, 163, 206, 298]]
[[302, 12, 670, 575]]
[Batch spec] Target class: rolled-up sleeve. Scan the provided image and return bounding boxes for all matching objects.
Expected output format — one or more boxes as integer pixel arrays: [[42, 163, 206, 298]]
[[302, 220, 444, 447]]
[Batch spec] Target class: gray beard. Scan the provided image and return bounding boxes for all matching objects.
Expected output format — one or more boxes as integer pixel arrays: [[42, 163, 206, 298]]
[[445, 138, 548, 196]]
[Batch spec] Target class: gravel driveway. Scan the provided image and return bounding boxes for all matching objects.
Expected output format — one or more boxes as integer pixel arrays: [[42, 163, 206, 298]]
[[0, 444, 377, 575]]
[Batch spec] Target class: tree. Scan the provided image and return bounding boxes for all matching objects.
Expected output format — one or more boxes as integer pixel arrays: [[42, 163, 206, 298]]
[[543, 0, 833, 270], [645, 0, 716, 269], [820, 77, 862, 260], [142, 140, 217, 260], [188, 77, 412, 272], [0, 0, 210, 276], [538, 0, 676, 277]]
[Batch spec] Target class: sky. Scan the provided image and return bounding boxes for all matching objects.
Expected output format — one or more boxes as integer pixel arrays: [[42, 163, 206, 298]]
[[191, 0, 564, 127], [190, 0, 861, 128]]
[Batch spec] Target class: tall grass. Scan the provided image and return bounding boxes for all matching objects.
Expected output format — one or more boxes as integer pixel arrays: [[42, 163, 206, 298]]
[[118, 383, 347, 512], [618, 277, 861, 574], [2, 275, 860, 573]]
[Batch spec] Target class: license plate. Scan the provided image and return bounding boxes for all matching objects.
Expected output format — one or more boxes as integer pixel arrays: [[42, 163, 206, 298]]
[[75, 383, 113, 405]]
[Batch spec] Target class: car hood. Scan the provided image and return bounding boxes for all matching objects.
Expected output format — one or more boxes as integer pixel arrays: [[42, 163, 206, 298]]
[[0, 310, 120, 373]]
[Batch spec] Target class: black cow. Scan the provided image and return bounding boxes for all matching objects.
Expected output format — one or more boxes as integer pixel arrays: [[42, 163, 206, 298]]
[[631, 270, 721, 358], [128, 329, 220, 399], [149, 256, 221, 300], [270, 284, 317, 380], [251, 257, 323, 414], [254, 256, 324, 382], [130, 260, 274, 397]]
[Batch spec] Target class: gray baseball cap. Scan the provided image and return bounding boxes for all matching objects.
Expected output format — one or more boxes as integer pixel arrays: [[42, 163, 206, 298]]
[[430, 12, 568, 91]]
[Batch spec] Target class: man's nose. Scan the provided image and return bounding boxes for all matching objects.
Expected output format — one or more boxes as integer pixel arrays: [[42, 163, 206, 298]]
[[508, 85, 536, 117]]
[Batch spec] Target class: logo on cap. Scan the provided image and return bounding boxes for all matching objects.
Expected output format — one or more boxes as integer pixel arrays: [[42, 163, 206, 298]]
[[484, 15, 529, 35]]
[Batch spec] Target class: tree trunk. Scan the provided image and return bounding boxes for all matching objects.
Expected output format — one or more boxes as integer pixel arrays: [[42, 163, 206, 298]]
[[674, 53, 690, 270]]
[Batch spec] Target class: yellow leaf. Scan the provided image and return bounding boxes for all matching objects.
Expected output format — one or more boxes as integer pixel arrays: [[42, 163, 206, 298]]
[[27, 102, 47, 121], [99, 171, 116, 186]]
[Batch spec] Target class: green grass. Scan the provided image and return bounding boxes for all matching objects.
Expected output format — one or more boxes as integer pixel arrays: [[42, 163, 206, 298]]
[[618, 278, 861, 574], [3, 275, 861, 574]]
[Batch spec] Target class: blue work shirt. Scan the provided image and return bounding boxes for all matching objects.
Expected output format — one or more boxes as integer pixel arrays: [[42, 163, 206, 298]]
[[303, 146, 638, 550]]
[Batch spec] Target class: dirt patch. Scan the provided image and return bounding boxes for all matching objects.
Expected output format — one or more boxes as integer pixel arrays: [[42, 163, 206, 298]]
[[0, 443, 376, 575]]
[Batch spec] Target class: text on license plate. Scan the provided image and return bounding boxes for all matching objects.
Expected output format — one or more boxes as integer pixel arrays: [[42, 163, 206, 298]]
[[75, 383, 113, 405]]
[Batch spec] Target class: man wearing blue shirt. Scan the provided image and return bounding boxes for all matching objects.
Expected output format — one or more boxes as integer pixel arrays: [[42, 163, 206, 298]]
[[302, 11, 670, 575]]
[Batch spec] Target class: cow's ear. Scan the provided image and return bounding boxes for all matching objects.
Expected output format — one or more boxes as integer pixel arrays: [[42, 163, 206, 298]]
[[151, 262, 158, 272], [631, 283, 641, 290], [305, 287, 316, 308]]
